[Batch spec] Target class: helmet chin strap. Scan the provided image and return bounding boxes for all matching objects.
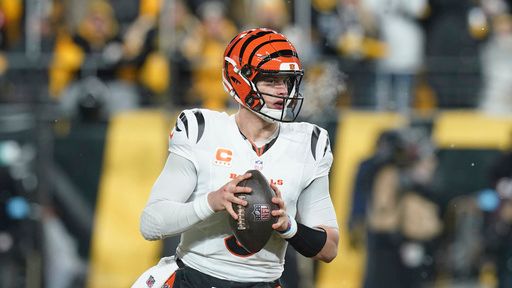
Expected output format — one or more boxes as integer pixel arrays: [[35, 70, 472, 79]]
[[247, 107, 281, 123], [259, 102, 297, 122], [258, 106, 282, 123]]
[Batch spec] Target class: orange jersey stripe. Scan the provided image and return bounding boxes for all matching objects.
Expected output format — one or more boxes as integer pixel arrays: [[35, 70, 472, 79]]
[[163, 272, 176, 287]]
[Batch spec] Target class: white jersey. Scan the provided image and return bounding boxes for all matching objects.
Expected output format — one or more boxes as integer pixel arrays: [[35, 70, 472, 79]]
[[169, 108, 335, 282]]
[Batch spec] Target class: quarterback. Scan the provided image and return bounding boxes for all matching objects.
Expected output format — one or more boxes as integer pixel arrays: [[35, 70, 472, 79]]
[[133, 28, 339, 288]]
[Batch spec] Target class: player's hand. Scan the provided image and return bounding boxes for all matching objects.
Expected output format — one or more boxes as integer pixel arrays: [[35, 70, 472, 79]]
[[208, 173, 252, 220], [270, 183, 289, 232]]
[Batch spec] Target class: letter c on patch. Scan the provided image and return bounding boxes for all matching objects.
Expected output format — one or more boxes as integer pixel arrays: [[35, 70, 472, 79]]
[[216, 148, 233, 162]]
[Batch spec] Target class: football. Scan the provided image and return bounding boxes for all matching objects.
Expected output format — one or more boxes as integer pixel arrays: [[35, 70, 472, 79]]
[[229, 169, 278, 253]]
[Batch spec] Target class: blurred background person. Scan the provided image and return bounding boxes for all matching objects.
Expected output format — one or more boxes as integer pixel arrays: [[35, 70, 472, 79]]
[[313, 0, 384, 108], [424, 0, 486, 109], [121, 5, 169, 106], [50, 0, 169, 122], [351, 128, 442, 288], [159, 0, 202, 107], [361, 129, 411, 288], [364, 0, 428, 114], [49, 0, 133, 121], [189, 0, 236, 111], [480, 13, 512, 115], [349, 130, 405, 249]]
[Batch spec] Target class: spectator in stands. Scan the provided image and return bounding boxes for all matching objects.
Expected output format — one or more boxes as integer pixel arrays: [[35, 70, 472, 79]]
[[0, 0, 23, 50], [122, 2, 170, 105], [424, 0, 485, 108], [365, 0, 428, 114], [313, 0, 384, 108], [480, 13, 512, 115], [190, 1, 237, 110], [250, 0, 299, 58], [0, 0, 63, 104], [51, 0, 170, 121], [250, 0, 290, 32], [160, 0, 202, 107], [49, 0, 133, 120]]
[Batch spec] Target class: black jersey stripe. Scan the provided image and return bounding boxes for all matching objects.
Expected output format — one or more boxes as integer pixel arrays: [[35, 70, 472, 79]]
[[323, 137, 330, 157], [175, 112, 183, 132], [238, 126, 279, 156], [257, 49, 297, 68], [311, 126, 321, 160], [261, 128, 280, 154], [176, 112, 189, 139], [193, 110, 205, 143], [248, 39, 287, 66], [238, 30, 274, 64]]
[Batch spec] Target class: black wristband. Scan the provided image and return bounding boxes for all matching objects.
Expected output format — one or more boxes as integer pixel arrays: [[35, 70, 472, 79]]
[[286, 223, 327, 257]]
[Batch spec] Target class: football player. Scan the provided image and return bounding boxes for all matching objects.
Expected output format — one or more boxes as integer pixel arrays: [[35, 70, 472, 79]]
[[132, 28, 339, 288]]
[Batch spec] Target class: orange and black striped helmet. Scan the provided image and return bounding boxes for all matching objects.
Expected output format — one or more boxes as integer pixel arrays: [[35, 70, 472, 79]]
[[222, 28, 304, 122]]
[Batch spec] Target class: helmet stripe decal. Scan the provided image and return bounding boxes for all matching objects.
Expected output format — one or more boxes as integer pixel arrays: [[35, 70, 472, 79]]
[[238, 30, 274, 63], [257, 50, 297, 68], [225, 29, 255, 58], [310, 126, 321, 160], [226, 30, 271, 58], [248, 39, 287, 66], [193, 110, 205, 143], [226, 36, 246, 59]]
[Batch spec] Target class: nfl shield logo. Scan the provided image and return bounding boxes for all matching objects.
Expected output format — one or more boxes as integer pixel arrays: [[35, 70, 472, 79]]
[[254, 159, 263, 170], [146, 275, 155, 287], [253, 204, 271, 221]]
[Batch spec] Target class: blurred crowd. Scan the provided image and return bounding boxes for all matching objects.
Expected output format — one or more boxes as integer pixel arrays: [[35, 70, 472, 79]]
[[0, 0, 510, 119], [0, 0, 512, 288]]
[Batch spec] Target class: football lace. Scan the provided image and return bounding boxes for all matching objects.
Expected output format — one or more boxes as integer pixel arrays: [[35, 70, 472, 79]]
[[236, 195, 247, 230]]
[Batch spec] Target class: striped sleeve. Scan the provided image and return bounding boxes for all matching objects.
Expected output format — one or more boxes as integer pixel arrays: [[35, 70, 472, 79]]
[[308, 125, 333, 181], [168, 109, 206, 169]]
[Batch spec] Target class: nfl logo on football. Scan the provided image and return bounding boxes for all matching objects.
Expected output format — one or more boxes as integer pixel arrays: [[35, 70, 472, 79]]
[[253, 204, 271, 221]]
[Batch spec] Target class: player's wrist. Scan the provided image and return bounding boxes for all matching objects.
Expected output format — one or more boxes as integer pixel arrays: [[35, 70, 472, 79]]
[[194, 193, 215, 220], [277, 216, 297, 239]]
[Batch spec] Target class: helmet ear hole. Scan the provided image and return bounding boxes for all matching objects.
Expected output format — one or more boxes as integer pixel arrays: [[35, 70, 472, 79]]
[[241, 65, 252, 77], [245, 93, 263, 110], [246, 95, 254, 106]]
